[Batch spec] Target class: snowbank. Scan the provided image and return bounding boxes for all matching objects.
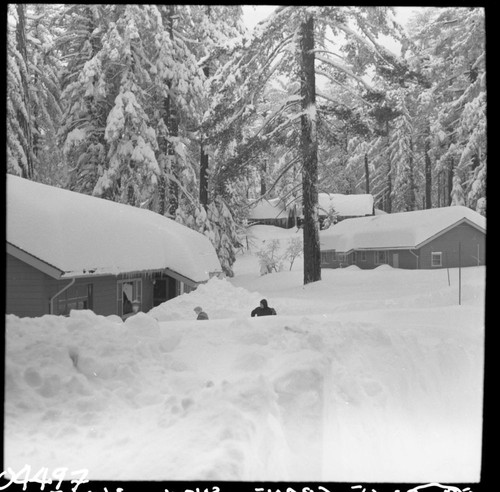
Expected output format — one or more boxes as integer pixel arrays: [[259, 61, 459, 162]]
[[4, 266, 484, 483], [148, 277, 263, 321]]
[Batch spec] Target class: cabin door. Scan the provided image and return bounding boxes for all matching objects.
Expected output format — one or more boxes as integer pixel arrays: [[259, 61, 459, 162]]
[[393, 253, 399, 268], [153, 275, 179, 306]]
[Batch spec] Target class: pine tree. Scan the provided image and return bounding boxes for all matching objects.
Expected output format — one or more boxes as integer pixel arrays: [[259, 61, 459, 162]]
[[7, 4, 34, 178], [207, 6, 414, 284], [56, 4, 110, 196], [407, 7, 486, 209]]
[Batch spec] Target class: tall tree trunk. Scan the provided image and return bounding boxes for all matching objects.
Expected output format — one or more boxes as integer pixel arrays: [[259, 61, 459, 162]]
[[199, 144, 209, 209], [260, 159, 267, 196], [408, 138, 416, 211], [157, 5, 178, 216], [364, 153, 370, 194], [425, 125, 432, 209], [300, 15, 321, 285], [166, 4, 179, 217], [199, 7, 211, 210], [437, 172, 441, 207], [448, 157, 454, 206], [385, 121, 392, 213], [15, 4, 34, 179]]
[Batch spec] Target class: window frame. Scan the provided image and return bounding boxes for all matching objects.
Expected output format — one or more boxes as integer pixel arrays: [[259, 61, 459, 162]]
[[431, 251, 443, 268], [117, 278, 143, 316], [57, 283, 93, 316]]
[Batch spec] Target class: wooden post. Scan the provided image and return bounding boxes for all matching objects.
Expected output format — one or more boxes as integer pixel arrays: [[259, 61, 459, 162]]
[[458, 241, 462, 305], [446, 252, 450, 286]]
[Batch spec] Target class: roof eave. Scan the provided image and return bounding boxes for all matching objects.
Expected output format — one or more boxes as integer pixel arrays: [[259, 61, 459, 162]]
[[7, 242, 64, 279], [415, 217, 486, 250]]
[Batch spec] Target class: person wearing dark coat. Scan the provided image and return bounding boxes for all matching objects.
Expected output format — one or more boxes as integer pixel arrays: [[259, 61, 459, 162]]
[[194, 306, 209, 320], [251, 299, 277, 317]]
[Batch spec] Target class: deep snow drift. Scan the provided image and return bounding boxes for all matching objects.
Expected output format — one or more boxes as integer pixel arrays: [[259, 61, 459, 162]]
[[4, 225, 485, 483]]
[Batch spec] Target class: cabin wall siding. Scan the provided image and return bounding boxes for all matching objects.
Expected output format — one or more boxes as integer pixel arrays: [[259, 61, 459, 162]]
[[320, 223, 485, 271], [6, 253, 52, 317], [419, 223, 485, 269], [7, 253, 187, 318]]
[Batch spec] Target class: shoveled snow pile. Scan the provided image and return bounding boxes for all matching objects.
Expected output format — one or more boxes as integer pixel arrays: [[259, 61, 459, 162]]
[[4, 266, 484, 483], [149, 277, 262, 321]]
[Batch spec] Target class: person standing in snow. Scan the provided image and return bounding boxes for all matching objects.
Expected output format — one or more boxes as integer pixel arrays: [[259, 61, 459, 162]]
[[122, 299, 141, 320], [251, 299, 277, 317], [194, 306, 209, 320]]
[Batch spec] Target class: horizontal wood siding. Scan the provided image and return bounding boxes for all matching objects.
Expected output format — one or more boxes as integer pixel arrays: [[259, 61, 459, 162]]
[[142, 277, 154, 313], [6, 253, 52, 317], [393, 250, 420, 269], [419, 224, 485, 269], [7, 254, 191, 318], [89, 276, 117, 316], [320, 223, 484, 271]]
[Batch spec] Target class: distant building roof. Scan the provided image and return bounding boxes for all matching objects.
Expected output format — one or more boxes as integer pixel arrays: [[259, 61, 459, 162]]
[[248, 198, 288, 220], [7, 175, 222, 281], [317, 193, 374, 217], [320, 206, 486, 253]]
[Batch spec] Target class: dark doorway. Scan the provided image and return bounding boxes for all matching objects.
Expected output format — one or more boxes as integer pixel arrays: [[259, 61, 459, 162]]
[[153, 274, 178, 307]]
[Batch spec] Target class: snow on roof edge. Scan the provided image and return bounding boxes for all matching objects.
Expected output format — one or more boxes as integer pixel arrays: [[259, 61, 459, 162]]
[[7, 175, 222, 282]]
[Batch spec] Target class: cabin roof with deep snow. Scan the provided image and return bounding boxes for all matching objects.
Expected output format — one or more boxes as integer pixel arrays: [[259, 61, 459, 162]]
[[320, 205, 486, 252], [7, 175, 222, 281]]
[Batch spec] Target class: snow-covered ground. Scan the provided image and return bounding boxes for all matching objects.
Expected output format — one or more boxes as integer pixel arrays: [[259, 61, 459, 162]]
[[4, 225, 485, 483]]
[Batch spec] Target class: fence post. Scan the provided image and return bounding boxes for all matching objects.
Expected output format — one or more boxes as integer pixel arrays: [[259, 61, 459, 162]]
[[458, 241, 462, 305], [446, 252, 450, 286]]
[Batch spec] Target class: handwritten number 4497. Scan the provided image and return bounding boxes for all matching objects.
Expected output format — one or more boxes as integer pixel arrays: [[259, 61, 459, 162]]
[[0, 465, 89, 491]]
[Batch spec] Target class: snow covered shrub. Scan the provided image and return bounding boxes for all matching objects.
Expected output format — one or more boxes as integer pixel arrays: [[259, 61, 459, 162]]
[[283, 237, 303, 271], [321, 205, 339, 230], [256, 239, 283, 275], [256, 237, 303, 275]]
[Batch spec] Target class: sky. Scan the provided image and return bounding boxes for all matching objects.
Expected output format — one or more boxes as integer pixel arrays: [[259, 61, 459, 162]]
[[241, 5, 420, 31]]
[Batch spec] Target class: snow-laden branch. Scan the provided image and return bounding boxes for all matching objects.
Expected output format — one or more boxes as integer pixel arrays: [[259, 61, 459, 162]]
[[254, 154, 302, 207], [316, 54, 373, 91], [241, 33, 295, 91], [316, 70, 373, 107], [254, 95, 302, 138], [311, 49, 345, 61], [278, 182, 303, 209], [333, 19, 400, 67], [262, 110, 304, 141]]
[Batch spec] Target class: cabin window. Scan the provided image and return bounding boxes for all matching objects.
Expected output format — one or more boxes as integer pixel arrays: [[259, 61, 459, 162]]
[[431, 252, 443, 267], [118, 278, 142, 316], [375, 251, 387, 264], [359, 251, 367, 262], [57, 283, 93, 316]]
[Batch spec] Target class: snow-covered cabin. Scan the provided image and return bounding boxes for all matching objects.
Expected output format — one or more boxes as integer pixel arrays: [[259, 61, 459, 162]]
[[294, 193, 374, 228], [317, 193, 374, 223], [6, 175, 222, 318], [248, 198, 293, 228], [320, 206, 486, 269]]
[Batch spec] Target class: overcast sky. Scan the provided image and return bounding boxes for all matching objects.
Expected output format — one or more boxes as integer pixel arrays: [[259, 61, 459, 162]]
[[241, 5, 419, 31]]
